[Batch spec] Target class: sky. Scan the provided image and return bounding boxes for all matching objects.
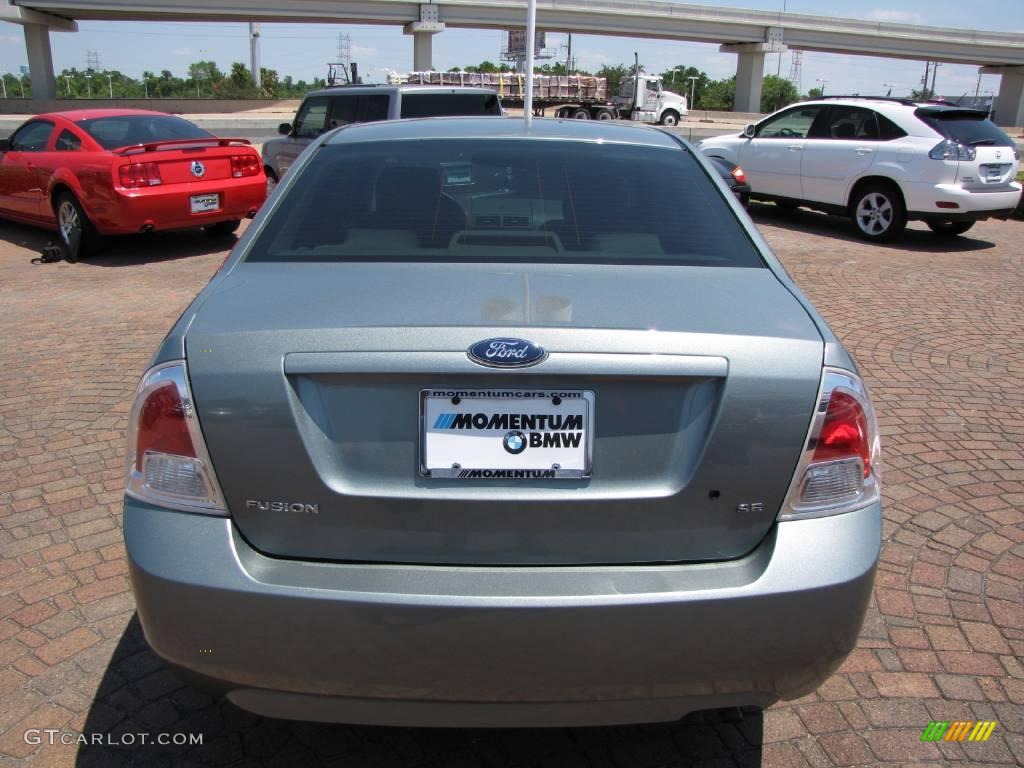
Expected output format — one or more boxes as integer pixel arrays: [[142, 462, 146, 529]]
[[0, 0, 1022, 99]]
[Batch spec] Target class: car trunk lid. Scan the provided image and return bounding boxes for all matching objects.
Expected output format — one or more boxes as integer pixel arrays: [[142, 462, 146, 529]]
[[186, 262, 824, 566], [114, 138, 257, 185]]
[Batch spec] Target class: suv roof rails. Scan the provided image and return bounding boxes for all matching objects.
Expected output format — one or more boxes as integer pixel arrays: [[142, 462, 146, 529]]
[[814, 95, 920, 106]]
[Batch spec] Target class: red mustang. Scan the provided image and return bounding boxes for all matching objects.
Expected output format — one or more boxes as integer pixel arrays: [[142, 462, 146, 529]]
[[0, 108, 265, 257]]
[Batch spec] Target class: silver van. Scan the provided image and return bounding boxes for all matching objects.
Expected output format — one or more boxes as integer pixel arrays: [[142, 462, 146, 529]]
[[261, 85, 502, 190]]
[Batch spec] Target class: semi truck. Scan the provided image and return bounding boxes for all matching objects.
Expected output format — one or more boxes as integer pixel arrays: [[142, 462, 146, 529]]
[[397, 71, 688, 126]]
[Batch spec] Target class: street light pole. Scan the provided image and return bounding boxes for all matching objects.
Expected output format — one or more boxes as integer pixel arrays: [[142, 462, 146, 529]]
[[107, 74, 113, 98], [0, 76, 7, 99], [687, 75, 698, 109], [85, 74, 92, 98], [64, 75, 72, 96], [18, 77, 24, 98]]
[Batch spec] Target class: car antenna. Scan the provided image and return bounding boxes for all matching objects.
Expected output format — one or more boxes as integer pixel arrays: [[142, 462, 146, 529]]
[[523, 0, 537, 129]]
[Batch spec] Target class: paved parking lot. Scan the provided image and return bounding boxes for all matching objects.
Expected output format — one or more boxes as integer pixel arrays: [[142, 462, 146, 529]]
[[1, 208, 1022, 767]]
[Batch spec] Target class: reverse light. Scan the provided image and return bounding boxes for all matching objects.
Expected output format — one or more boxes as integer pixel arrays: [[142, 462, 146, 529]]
[[230, 154, 261, 178], [779, 368, 881, 520], [731, 166, 747, 185], [119, 162, 162, 189], [125, 361, 226, 515], [928, 140, 976, 162]]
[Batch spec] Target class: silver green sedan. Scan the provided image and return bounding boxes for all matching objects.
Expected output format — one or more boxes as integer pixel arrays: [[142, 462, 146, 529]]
[[124, 117, 881, 728]]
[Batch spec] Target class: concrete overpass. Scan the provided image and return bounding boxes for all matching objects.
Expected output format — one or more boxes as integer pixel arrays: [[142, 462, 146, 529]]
[[4, 0, 1024, 125]]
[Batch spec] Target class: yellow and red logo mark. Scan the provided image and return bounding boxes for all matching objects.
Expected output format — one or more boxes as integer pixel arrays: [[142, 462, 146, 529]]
[[921, 721, 997, 742]]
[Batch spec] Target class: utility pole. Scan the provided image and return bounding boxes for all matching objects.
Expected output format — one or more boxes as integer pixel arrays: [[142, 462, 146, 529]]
[[144, 78, 148, 98], [0, 76, 6, 99], [922, 61, 930, 96], [86, 49, 100, 72], [17, 76, 24, 98], [974, 73, 982, 99], [816, 77, 828, 96], [930, 62, 940, 97], [249, 22, 262, 89], [687, 75, 698, 108], [566, 33, 572, 74], [337, 33, 352, 83]]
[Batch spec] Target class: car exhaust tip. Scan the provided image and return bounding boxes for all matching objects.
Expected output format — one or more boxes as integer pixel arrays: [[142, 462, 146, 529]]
[[140, 224, 155, 233]]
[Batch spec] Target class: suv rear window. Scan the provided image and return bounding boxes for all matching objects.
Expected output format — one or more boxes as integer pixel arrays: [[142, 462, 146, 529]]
[[246, 139, 762, 268], [78, 115, 213, 149], [400, 93, 502, 119], [916, 109, 1014, 146]]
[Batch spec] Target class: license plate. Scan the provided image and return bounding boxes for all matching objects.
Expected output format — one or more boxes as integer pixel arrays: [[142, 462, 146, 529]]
[[190, 194, 220, 214], [984, 164, 1005, 180], [421, 389, 593, 479]]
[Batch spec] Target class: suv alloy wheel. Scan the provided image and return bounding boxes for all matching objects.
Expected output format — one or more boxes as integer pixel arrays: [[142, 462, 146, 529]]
[[851, 183, 906, 242]]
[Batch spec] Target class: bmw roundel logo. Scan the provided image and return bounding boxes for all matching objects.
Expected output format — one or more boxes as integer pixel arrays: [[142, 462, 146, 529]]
[[467, 338, 547, 368], [503, 430, 527, 454], [191, 160, 206, 178]]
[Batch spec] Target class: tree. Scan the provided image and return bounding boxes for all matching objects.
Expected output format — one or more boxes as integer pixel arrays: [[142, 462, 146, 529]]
[[910, 87, 934, 100], [760, 74, 799, 113], [806, 86, 824, 100], [660, 65, 709, 105], [259, 67, 280, 98], [700, 76, 735, 111]]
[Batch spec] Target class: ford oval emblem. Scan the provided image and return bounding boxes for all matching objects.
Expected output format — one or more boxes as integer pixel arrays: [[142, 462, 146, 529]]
[[191, 160, 206, 178], [467, 338, 547, 368]]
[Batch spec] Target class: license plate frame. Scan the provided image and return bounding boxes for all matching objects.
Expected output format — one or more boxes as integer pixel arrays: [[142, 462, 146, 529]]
[[190, 194, 220, 214], [420, 389, 594, 479]]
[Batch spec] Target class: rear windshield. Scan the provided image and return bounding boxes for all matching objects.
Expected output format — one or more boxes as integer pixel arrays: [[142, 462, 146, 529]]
[[917, 110, 1014, 147], [245, 139, 762, 268], [77, 115, 214, 150], [400, 93, 502, 118]]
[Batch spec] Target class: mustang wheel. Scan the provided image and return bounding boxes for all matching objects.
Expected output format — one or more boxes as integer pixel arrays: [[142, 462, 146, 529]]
[[851, 183, 906, 242], [54, 192, 102, 259], [927, 220, 974, 236]]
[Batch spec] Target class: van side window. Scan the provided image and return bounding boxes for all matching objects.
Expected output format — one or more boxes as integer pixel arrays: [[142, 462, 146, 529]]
[[328, 96, 358, 128], [357, 95, 390, 123], [294, 98, 329, 138]]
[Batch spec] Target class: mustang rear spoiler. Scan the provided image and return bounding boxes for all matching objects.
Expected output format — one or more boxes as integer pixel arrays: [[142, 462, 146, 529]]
[[113, 137, 253, 156]]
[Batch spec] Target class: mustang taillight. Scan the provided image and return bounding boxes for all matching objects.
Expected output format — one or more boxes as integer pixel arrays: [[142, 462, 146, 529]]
[[779, 368, 881, 520], [125, 361, 226, 515], [731, 166, 747, 185], [119, 162, 162, 189], [230, 154, 260, 178]]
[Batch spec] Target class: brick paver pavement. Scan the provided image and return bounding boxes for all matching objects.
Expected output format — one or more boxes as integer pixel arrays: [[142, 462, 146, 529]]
[[1, 209, 1022, 767]]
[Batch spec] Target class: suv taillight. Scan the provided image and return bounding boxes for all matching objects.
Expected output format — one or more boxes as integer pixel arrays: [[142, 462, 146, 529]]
[[125, 361, 226, 515], [230, 154, 260, 178], [119, 162, 162, 189], [779, 368, 881, 520], [928, 140, 976, 162]]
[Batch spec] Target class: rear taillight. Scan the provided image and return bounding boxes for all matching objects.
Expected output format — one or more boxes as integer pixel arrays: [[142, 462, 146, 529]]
[[125, 361, 225, 515], [119, 162, 162, 189], [779, 368, 881, 520], [928, 139, 976, 162], [230, 154, 260, 178], [731, 166, 747, 185]]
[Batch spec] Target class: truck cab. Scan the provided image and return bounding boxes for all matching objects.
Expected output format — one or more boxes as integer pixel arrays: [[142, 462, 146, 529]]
[[615, 76, 688, 126]]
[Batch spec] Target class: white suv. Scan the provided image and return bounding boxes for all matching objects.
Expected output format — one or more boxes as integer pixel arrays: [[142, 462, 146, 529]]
[[699, 97, 1022, 241]]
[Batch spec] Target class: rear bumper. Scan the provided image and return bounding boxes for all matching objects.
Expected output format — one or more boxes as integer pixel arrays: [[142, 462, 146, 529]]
[[95, 179, 266, 234], [125, 499, 880, 727], [904, 181, 1022, 220]]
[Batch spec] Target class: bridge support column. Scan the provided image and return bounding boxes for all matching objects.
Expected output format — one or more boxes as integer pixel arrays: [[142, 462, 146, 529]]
[[720, 37, 786, 114], [23, 23, 56, 99], [734, 50, 766, 113], [980, 66, 1024, 128], [404, 5, 445, 72]]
